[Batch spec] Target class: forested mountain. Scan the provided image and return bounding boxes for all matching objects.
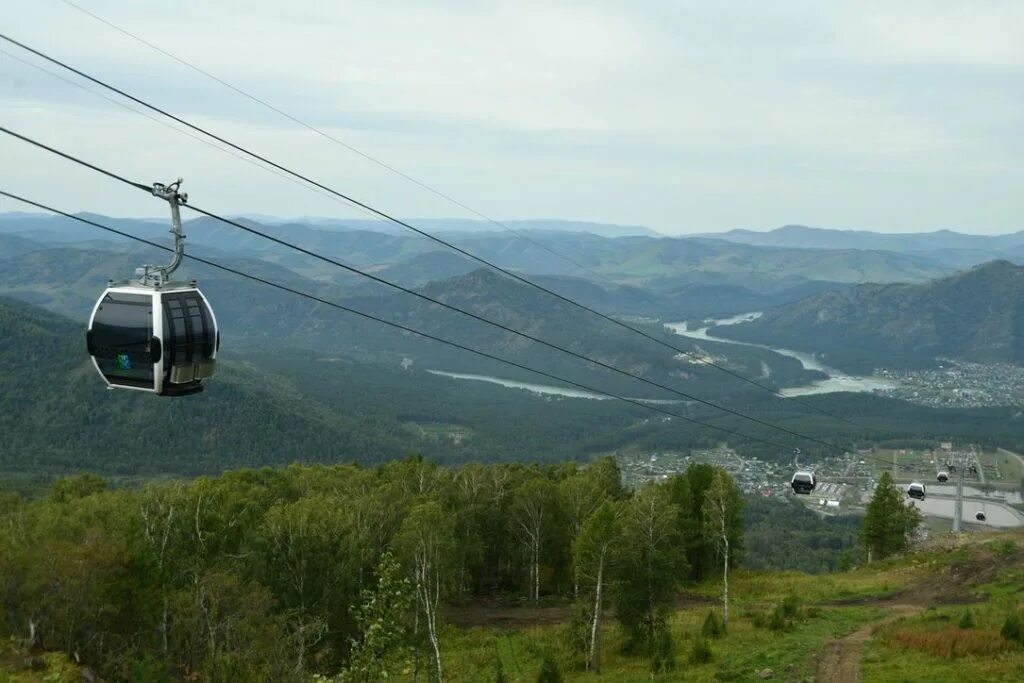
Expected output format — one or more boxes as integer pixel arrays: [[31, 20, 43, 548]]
[[0, 239, 825, 396], [6, 293, 1024, 480], [0, 295, 827, 475], [703, 224, 1024, 255], [0, 295, 418, 474], [713, 260, 1024, 372], [238, 216, 661, 237], [1, 212, 953, 287]]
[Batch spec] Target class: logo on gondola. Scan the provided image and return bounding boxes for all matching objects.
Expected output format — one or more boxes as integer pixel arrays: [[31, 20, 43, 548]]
[[116, 353, 132, 370]]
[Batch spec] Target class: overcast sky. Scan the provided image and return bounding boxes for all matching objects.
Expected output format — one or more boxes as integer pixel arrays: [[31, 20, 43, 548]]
[[2, 0, 1022, 234]]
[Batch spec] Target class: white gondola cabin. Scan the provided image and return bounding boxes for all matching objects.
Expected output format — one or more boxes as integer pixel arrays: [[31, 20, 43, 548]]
[[84, 179, 218, 396], [87, 283, 217, 396], [937, 470, 949, 483], [907, 482, 926, 501], [975, 511, 987, 522], [791, 471, 817, 495]]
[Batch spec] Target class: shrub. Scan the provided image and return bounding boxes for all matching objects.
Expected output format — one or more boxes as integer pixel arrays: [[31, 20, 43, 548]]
[[751, 611, 768, 629], [958, 609, 975, 629], [1001, 613, 1023, 645], [689, 638, 713, 664], [986, 539, 1016, 557], [702, 610, 726, 639], [892, 628, 1012, 658], [780, 595, 801, 619], [536, 653, 563, 683], [768, 605, 790, 631], [650, 625, 676, 674]]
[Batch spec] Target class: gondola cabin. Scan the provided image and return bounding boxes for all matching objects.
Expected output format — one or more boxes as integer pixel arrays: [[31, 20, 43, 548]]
[[975, 511, 987, 522], [907, 482, 926, 501], [791, 471, 816, 495], [937, 470, 949, 483], [86, 282, 218, 396]]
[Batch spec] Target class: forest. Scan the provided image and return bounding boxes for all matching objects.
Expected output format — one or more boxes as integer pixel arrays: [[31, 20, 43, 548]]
[[0, 457, 745, 681], [5, 295, 1024, 484]]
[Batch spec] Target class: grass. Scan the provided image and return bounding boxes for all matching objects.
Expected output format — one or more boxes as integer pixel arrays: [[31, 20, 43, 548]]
[[989, 449, 1024, 488], [0, 640, 79, 683], [5, 531, 1022, 681], [862, 603, 1024, 682], [439, 549, 951, 682], [443, 602, 882, 682], [441, 537, 1021, 682]]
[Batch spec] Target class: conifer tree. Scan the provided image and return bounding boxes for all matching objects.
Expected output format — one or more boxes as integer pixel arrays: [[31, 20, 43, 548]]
[[860, 471, 921, 562]]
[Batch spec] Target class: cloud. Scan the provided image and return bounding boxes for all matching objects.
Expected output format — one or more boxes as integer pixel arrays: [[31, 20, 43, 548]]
[[1, 0, 1022, 233]]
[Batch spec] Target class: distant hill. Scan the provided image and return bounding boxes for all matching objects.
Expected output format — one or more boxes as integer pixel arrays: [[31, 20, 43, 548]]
[[241, 216, 662, 238], [0, 295, 426, 474], [374, 250, 478, 286], [0, 296, 830, 477], [713, 261, 1024, 372], [701, 224, 1024, 257], [0, 233, 44, 258], [0, 296, 680, 475], [2, 213, 952, 287]]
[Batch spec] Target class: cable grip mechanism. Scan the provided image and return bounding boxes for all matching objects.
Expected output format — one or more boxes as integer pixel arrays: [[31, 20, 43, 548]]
[[137, 178, 188, 286]]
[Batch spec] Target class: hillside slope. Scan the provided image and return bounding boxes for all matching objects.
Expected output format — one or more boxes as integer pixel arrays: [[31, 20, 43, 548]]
[[0, 241, 824, 397], [2, 212, 951, 285], [714, 260, 1024, 372], [5, 297, 791, 476], [704, 224, 1024, 255], [0, 296, 415, 474]]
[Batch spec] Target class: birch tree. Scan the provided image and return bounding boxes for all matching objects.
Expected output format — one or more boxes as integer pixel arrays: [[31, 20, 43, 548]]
[[702, 469, 742, 628], [572, 501, 621, 673], [510, 478, 560, 602], [395, 501, 454, 683], [261, 495, 347, 674], [615, 485, 684, 656]]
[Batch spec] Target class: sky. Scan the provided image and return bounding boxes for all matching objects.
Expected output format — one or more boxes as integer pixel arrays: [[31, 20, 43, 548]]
[[1, 0, 1022, 235]]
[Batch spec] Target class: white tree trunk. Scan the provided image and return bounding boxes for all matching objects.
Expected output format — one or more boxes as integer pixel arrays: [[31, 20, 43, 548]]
[[586, 548, 606, 672], [423, 566, 443, 683], [533, 542, 540, 602], [722, 537, 729, 627]]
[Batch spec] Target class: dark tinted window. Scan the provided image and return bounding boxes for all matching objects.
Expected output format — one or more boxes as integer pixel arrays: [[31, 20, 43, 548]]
[[91, 292, 154, 387], [163, 292, 214, 370]]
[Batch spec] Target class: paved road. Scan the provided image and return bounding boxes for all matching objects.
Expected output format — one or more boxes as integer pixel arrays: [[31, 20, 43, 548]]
[[972, 445, 987, 485], [913, 494, 1024, 528]]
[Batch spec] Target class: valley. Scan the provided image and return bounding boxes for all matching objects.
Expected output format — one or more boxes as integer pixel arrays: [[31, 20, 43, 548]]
[[665, 314, 897, 398], [3, 5, 1023, 680], [4, 213, 1024, 482]]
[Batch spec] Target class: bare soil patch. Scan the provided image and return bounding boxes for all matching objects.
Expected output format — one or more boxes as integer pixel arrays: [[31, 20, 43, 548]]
[[815, 605, 922, 683]]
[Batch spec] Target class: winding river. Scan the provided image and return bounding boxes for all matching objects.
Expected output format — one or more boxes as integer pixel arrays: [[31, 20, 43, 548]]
[[428, 311, 896, 401], [426, 370, 682, 404], [664, 313, 897, 397]]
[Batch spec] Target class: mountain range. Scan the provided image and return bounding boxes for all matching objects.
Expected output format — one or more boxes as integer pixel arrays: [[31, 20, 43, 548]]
[[4, 211, 1023, 389], [1, 213, 980, 303], [699, 224, 1024, 270], [712, 260, 1024, 373]]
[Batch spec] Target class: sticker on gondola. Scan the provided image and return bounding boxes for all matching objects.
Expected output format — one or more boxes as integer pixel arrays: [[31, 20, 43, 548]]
[[116, 353, 132, 370]]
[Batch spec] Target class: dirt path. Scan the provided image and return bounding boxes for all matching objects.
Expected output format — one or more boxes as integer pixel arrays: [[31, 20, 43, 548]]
[[815, 605, 922, 683]]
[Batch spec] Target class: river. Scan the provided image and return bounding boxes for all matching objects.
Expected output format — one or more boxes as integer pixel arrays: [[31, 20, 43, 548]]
[[664, 313, 897, 397], [428, 311, 894, 401], [426, 370, 682, 404]]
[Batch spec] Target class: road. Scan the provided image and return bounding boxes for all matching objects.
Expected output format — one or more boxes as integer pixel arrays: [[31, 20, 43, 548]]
[[972, 445, 986, 485]]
